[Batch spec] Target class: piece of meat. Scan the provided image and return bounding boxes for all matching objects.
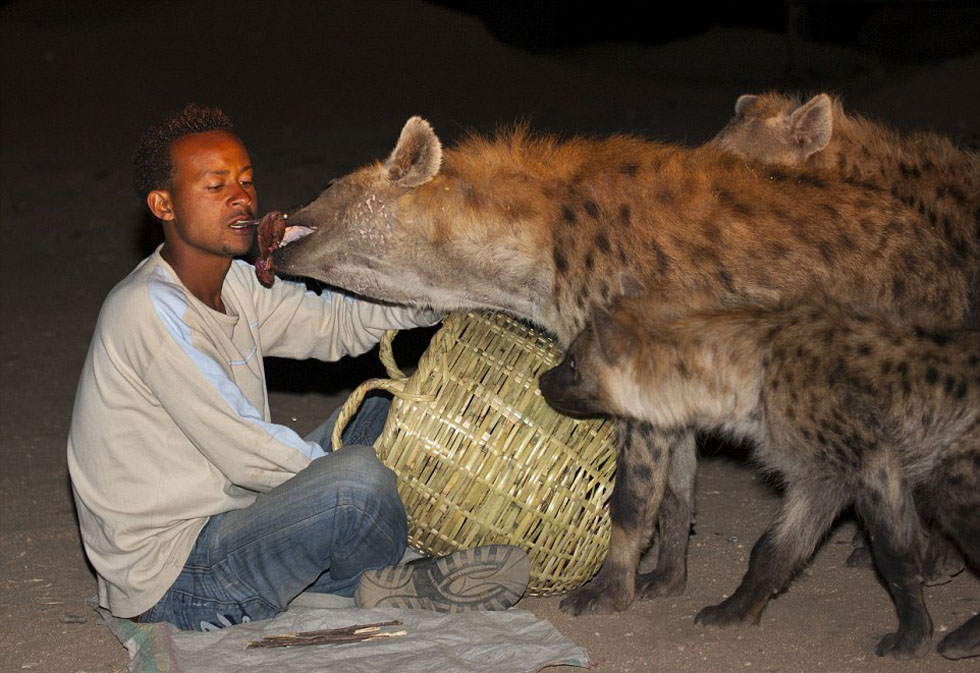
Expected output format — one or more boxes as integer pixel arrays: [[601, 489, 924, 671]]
[[255, 211, 286, 287]]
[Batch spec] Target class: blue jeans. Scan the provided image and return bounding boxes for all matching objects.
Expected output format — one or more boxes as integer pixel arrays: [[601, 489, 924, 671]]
[[139, 395, 406, 631]]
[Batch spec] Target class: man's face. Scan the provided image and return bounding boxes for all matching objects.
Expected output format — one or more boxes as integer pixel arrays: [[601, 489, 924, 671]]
[[153, 130, 257, 260]]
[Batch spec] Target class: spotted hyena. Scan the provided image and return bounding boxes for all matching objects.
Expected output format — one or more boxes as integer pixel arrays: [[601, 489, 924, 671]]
[[713, 91, 980, 327], [539, 294, 980, 660], [257, 117, 973, 617]]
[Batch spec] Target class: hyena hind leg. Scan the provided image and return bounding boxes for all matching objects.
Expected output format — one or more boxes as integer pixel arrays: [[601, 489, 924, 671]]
[[695, 479, 848, 628], [847, 522, 964, 586], [920, 529, 965, 586], [933, 456, 980, 660], [560, 422, 674, 615], [635, 432, 697, 599], [854, 476, 932, 659]]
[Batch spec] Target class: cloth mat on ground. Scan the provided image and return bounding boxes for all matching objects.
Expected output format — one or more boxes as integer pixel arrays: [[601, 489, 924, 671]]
[[93, 595, 591, 673]]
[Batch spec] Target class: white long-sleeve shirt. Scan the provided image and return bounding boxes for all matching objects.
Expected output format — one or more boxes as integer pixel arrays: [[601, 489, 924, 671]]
[[67, 247, 437, 617]]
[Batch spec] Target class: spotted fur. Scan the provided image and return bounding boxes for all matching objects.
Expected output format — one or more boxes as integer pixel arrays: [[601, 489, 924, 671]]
[[270, 117, 973, 616], [541, 295, 980, 660], [713, 91, 980, 326]]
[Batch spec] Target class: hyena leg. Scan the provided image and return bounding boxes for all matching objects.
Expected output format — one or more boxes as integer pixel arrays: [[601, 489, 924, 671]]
[[635, 431, 697, 599], [847, 521, 963, 585], [695, 478, 848, 628], [853, 476, 932, 659], [920, 528, 964, 586], [844, 527, 874, 568], [932, 449, 980, 660], [559, 421, 675, 615], [939, 614, 980, 660]]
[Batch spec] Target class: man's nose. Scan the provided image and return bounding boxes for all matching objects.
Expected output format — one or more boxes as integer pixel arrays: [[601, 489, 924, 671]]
[[229, 184, 252, 208]]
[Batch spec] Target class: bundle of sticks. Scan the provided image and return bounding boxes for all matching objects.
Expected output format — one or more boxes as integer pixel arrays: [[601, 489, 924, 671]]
[[245, 619, 406, 649]]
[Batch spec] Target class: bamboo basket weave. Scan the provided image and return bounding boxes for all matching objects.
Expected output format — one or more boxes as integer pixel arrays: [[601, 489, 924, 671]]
[[331, 310, 617, 595]]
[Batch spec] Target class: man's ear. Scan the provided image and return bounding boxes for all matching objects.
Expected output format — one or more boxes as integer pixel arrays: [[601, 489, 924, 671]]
[[147, 189, 175, 222]]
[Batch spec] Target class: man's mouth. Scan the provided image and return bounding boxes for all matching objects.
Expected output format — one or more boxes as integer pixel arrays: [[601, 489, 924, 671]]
[[254, 211, 315, 286], [228, 213, 259, 230]]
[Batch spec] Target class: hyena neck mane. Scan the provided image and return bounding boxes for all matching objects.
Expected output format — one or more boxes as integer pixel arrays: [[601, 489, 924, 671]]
[[411, 127, 691, 344], [419, 128, 752, 345]]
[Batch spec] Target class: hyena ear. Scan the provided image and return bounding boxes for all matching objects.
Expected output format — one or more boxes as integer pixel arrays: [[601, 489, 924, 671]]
[[788, 94, 833, 158], [733, 94, 758, 116], [384, 116, 443, 187], [590, 307, 632, 367], [591, 309, 617, 367]]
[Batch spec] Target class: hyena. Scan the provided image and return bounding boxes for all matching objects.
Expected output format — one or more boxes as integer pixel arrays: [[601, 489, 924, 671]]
[[714, 91, 980, 578], [257, 117, 973, 616], [713, 91, 980, 327], [539, 294, 980, 660]]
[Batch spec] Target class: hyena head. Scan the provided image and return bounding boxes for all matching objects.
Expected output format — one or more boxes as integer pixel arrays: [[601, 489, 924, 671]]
[[270, 116, 445, 306], [540, 299, 756, 428], [712, 92, 834, 166], [538, 315, 616, 419], [267, 117, 550, 316]]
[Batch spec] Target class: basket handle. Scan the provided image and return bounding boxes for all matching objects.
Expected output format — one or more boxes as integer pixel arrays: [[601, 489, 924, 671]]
[[331, 328, 442, 451], [330, 376, 405, 451], [377, 329, 407, 379]]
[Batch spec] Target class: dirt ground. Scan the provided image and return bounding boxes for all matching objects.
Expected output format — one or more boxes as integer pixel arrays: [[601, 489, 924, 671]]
[[1, 2, 978, 672]]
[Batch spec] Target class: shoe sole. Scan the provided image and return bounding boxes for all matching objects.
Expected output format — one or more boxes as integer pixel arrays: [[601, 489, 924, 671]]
[[354, 545, 530, 612]]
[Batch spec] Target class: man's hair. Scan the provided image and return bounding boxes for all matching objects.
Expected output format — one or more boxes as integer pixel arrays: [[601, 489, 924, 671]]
[[132, 103, 234, 200]]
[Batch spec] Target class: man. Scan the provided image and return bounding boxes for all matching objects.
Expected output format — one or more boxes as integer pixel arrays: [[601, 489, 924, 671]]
[[67, 104, 528, 631]]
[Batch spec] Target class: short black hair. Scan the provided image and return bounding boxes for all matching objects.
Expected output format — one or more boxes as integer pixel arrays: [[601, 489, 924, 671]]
[[132, 103, 234, 201]]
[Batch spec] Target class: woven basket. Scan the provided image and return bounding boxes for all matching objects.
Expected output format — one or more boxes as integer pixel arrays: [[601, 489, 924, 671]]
[[331, 310, 617, 595]]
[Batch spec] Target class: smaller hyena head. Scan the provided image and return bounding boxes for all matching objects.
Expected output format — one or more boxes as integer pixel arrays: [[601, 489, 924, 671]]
[[539, 299, 739, 428], [538, 314, 618, 419], [712, 92, 834, 166]]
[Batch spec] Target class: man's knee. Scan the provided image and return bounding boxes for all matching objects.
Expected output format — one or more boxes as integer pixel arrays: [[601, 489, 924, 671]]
[[304, 445, 401, 509]]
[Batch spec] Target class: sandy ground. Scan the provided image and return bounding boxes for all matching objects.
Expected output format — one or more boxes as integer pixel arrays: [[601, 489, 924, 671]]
[[1, 2, 978, 672]]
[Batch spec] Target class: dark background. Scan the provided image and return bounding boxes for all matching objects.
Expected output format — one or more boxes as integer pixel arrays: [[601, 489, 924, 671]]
[[438, 0, 979, 59], [1, 2, 978, 672]]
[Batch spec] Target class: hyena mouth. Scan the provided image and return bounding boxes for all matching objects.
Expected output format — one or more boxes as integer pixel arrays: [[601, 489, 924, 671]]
[[255, 211, 315, 287]]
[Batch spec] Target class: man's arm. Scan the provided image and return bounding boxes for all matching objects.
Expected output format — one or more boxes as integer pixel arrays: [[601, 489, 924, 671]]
[[240, 262, 440, 361]]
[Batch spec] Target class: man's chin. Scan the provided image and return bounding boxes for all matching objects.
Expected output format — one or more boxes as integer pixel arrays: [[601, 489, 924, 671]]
[[225, 242, 256, 259]]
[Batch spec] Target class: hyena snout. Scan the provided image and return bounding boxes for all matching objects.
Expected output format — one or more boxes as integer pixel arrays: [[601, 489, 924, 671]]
[[538, 359, 606, 418]]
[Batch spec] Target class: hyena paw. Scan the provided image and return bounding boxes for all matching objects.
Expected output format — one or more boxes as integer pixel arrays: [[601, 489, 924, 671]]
[[694, 601, 754, 628], [635, 569, 686, 600], [844, 544, 873, 568], [937, 614, 980, 660], [874, 629, 931, 659], [921, 540, 965, 587], [559, 578, 633, 615]]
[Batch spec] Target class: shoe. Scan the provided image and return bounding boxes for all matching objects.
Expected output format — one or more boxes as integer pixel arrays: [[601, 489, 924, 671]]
[[354, 545, 530, 612]]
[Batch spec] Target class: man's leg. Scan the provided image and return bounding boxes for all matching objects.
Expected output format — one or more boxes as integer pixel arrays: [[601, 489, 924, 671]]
[[141, 394, 530, 630], [139, 444, 407, 630], [305, 393, 391, 450]]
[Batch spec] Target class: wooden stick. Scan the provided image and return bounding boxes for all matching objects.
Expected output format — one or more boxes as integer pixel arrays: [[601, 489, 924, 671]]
[[245, 620, 405, 649]]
